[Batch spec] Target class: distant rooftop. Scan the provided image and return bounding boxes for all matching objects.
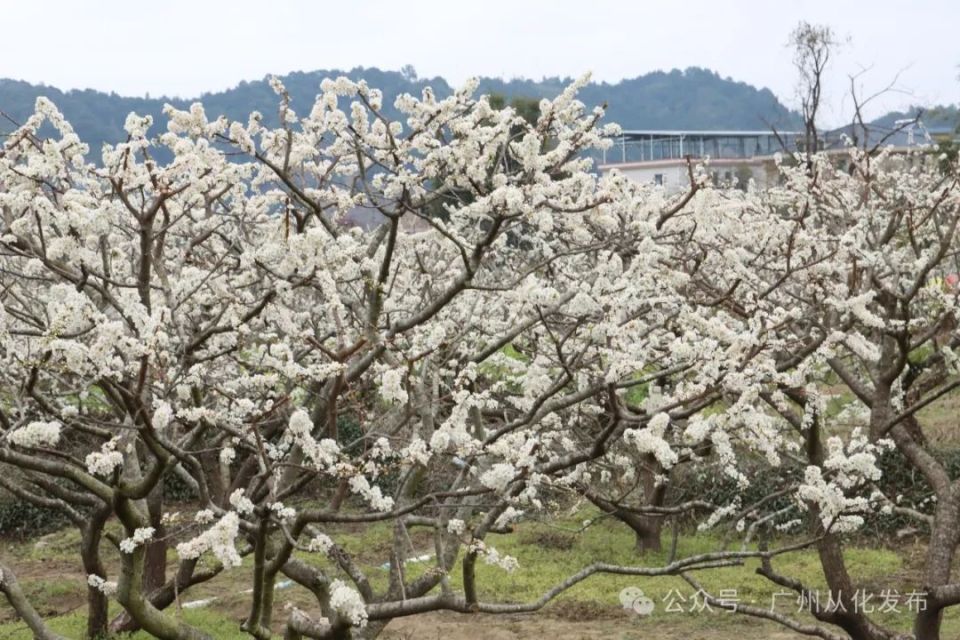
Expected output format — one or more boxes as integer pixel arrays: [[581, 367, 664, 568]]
[[617, 129, 803, 139], [602, 122, 958, 165], [603, 129, 803, 164]]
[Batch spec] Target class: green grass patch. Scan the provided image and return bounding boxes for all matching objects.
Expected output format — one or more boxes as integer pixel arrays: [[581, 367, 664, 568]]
[[2, 507, 958, 638]]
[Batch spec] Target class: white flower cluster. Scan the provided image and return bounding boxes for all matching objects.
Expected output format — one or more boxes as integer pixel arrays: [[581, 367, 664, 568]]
[[219, 447, 236, 466], [822, 430, 887, 488], [85, 439, 124, 476], [791, 430, 892, 533], [429, 390, 492, 456], [285, 409, 341, 473], [469, 540, 519, 573], [829, 292, 886, 329], [229, 489, 255, 515], [494, 507, 523, 530], [44, 284, 99, 335], [119, 527, 155, 554], [775, 519, 802, 532], [270, 502, 296, 521], [5, 72, 959, 636], [152, 401, 174, 431], [796, 466, 870, 533], [306, 533, 334, 555], [479, 463, 517, 493], [623, 413, 678, 468], [697, 501, 742, 531], [7, 421, 61, 448], [379, 368, 408, 405], [176, 512, 242, 569], [843, 331, 881, 363], [401, 437, 431, 467], [446, 519, 466, 535], [87, 574, 117, 596], [329, 579, 368, 627], [347, 475, 394, 512]]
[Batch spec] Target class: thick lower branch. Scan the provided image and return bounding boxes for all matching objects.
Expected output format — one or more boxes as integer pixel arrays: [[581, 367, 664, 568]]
[[0, 563, 69, 640]]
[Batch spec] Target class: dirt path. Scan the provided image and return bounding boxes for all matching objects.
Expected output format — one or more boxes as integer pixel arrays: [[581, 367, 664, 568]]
[[382, 610, 808, 639]]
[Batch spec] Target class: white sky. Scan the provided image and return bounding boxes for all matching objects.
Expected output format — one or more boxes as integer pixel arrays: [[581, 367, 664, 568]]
[[1, 0, 957, 125]]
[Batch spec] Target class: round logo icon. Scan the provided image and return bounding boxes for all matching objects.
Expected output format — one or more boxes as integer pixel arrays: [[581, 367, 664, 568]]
[[619, 586, 655, 616]]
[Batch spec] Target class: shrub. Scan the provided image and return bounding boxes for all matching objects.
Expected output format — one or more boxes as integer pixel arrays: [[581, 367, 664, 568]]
[[0, 498, 70, 540]]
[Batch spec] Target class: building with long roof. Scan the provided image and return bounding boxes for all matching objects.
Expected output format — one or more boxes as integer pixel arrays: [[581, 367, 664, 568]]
[[599, 122, 957, 192]]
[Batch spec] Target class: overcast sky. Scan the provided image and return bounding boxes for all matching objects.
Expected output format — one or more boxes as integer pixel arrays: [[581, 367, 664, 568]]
[[2, 0, 957, 125]]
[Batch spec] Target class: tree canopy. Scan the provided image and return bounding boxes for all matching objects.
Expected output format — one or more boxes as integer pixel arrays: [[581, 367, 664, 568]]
[[0, 67, 803, 162], [1, 75, 960, 640]]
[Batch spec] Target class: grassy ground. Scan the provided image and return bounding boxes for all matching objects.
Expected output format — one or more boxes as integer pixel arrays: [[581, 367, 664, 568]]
[[0, 386, 955, 638], [0, 506, 955, 639], [918, 388, 960, 448]]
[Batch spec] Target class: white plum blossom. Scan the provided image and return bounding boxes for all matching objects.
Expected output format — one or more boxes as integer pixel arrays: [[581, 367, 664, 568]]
[[306, 533, 334, 554], [85, 440, 124, 477], [469, 539, 519, 573], [229, 489, 255, 515], [347, 475, 394, 512], [119, 527, 155, 554], [87, 574, 118, 596], [379, 368, 408, 405], [152, 401, 174, 431], [7, 421, 62, 448], [494, 507, 523, 530], [285, 409, 341, 472], [270, 502, 296, 521], [797, 466, 870, 533], [1, 73, 958, 640], [480, 463, 518, 493], [219, 446, 236, 466], [329, 580, 368, 627], [698, 502, 742, 532], [822, 431, 885, 488], [176, 512, 242, 569], [623, 413, 678, 469]]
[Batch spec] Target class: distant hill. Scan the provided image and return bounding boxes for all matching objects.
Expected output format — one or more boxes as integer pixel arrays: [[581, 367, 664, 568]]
[[866, 105, 959, 134], [0, 67, 804, 158]]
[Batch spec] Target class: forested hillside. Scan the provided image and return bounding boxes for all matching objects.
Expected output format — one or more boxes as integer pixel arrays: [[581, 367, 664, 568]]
[[0, 66, 802, 156]]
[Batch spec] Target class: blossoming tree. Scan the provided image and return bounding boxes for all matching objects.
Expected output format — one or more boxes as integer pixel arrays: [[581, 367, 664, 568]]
[[0, 76, 760, 640], [1, 73, 958, 640], [611, 142, 959, 640], [708, 147, 960, 640]]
